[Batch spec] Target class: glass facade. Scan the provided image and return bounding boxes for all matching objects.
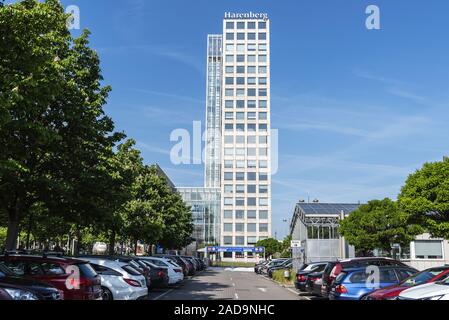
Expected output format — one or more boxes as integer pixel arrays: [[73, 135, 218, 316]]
[[205, 35, 223, 189], [178, 188, 221, 246]]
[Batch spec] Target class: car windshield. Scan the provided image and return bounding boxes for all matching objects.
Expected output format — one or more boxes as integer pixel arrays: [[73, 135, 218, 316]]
[[402, 269, 445, 287]]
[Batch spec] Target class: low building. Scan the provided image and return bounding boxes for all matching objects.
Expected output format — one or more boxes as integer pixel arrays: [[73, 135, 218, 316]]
[[290, 203, 361, 271], [177, 187, 221, 256], [401, 234, 449, 270]]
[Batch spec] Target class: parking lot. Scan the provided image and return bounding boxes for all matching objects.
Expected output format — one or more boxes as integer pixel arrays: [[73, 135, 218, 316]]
[[148, 268, 307, 301]]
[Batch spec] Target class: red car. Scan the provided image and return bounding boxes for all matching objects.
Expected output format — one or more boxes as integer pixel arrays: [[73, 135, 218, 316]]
[[0, 253, 102, 300], [367, 266, 449, 300]]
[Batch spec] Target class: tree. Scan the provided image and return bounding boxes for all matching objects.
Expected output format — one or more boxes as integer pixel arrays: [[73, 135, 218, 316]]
[[255, 238, 282, 258], [0, 0, 122, 251], [100, 139, 144, 255], [339, 198, 422, 256], [123, 165, 167, 254], [280, 235, 292, 258], [398, 157, 449, 239]]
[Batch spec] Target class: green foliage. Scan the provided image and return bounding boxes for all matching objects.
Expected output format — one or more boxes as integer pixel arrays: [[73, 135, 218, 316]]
[[272, 269, 295, 285], [398, 158, 449, 239], [0, 0, 194, 253], [255, 238, 282, 257], [0, 227, 6, 249], [339, 198, 423, 255], [211, 261, 255, 268]]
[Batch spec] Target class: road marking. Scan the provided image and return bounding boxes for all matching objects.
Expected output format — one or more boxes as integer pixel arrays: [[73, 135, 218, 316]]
[[234, 293, 239, 300], [232, 283, 236, 287], [258, 288, 267, 293], [152, 289, 174, 301], [286, 288, 310, 300]]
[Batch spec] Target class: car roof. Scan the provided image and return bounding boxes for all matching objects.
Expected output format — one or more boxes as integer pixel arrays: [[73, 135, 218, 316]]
[[0, 254, 88, 264], [339, 257, 394, 263]]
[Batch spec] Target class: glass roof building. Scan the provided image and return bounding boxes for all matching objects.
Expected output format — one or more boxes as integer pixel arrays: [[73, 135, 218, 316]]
[[290, 203, 361, 270]]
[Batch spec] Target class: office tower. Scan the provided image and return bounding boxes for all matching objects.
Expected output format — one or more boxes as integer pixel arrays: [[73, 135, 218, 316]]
[[181, 13, 272, 261], [220, 14, 272, 261]]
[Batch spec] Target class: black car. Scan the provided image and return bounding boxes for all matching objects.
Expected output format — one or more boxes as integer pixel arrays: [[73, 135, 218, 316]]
[[267, 259, 293, 278], [320, 257, 410, 299], [254, 261, 268, 274], [137, 259, 170, 288], [295, 262, 329, 292], [305, 271, 324, 296], [0, 262, 61, 300]]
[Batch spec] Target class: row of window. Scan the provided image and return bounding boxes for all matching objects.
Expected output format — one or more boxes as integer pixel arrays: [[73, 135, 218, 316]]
[[224, 172, 269, 181], [225, 88, 268, 97], [225, 100, 268, 109], [226, 21, 267, 30], [226, 54, 267, 63], [224, 147, 268, 157], [224, 223, 269, 233], [224, 210, 269, 220], [225, 43, 268, 53], [224, 197, 269, 207], [224, 185, 269, 194], [224, 135, 268, 145], [225, 77, 267, 85], [226, 32, 267, 41], [225, 112, 268, 121], [223, 236, 266, 247], [224, 124, 269, 132], [224, 160, 269, 169], [225, 65, 268, 74]]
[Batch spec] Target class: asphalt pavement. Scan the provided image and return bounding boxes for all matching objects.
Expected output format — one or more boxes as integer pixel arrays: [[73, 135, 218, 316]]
[[148, 268, 308, 300]]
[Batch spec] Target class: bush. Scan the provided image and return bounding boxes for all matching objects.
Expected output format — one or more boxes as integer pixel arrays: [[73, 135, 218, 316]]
[[211, 261, 255, 268], [272, 269, 295, 285], [0, 227, 6, 250]]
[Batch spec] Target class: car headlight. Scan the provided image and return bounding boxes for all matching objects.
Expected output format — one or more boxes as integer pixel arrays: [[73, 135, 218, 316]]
[[423, 295, 444, 301], [5, 288, 39, 300]]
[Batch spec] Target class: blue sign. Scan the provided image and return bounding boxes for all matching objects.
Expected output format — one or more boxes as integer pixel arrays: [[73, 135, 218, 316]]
[[207, 246, 265, 253]]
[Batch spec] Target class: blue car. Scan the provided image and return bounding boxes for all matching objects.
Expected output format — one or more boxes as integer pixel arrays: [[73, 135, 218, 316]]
[[329, 266, 417, 300]]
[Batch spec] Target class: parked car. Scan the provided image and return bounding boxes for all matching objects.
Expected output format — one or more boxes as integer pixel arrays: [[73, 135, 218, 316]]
[[82, 257, 148, 300], [181, 256, 199, 274], [0, 253, 101, 300], [367, 266, 449, 300], [81, 255, 152, 291], [329, 265, 417, 300], [260, 259, 289, 275], [268, 259, 293, 278], [321, 257, 409, 298], [305, 271, 325, 296], [158, 255, 190, 277], [138, 257, 183, 285], [137, 259, 170, 288], [399, 276, 449, 300], [254, 260, 269, 274], [0, 262, 62, 300], [295, 262, 329, 292]]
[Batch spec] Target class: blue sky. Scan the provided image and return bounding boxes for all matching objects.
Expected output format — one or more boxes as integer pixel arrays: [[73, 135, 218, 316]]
[[14, 0, 449, 238]]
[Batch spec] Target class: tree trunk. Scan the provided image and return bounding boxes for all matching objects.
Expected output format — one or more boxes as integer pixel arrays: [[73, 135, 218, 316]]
[[134, 239, 138, 255], [5, 208, 20, 251], [108, 230, 116, 255], [25, 212, 34, 250]]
